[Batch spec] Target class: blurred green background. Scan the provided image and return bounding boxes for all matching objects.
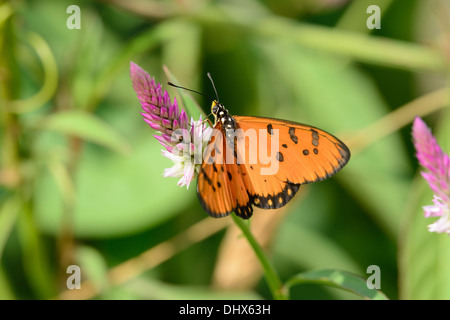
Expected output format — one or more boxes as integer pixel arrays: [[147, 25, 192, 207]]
[[1, 0, 450, 300]]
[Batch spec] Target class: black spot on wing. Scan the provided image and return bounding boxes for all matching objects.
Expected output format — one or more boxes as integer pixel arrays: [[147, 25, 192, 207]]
[[276, 152, 284, 162], [253, 181, 300, 209], [289, 127, 298, 144], [337, 142, 351, 163], [203, 172, 213, 186], [234, 204, 253, 219], [311, 129, 319, 147]]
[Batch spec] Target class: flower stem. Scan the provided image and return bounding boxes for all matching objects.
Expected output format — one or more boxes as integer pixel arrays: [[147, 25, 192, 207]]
[[231, 213, 287, 300]]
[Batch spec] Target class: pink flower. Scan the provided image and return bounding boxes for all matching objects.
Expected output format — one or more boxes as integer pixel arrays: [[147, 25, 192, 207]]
[[412, 117, 450, 235], [130, 62, 212, 189]]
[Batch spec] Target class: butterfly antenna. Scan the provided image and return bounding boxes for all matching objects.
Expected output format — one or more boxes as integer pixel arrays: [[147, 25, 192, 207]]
[[167, 82, 207, 98], [207, 72, 219, 103], [168, 81, 215, 127]]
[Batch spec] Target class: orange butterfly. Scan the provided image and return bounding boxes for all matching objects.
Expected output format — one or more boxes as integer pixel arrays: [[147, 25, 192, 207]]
[[197, 100, 350, 219]]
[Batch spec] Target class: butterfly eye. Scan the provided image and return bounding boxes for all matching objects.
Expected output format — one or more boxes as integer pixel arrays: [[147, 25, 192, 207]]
[[212, 103, 219, 115]]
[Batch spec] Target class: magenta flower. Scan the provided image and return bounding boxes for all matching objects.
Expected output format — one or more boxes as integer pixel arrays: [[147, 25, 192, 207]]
[[130, 62, 212, 189], [412, 117, 450, 235]]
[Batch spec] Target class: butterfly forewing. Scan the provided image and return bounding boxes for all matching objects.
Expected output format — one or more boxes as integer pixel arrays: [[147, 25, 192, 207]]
[[197, 122, 254, 218]]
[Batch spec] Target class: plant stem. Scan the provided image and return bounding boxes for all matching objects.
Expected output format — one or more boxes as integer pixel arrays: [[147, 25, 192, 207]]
[[231, 213, 287, 300], [192, 5, 446, 73]]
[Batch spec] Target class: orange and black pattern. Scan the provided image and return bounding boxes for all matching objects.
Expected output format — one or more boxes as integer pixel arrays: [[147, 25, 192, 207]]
[[197, 101, 350, 219]]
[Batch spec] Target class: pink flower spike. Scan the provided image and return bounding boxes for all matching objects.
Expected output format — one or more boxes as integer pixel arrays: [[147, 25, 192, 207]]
[[423, 196, 446, 217], [412, 117, 447, 185], [140, 112, 153, 121], [144, 119, 163, 131], [143, 104, 160, 115], [153, 135, 171, 149], [161, 118, 172, 128], [130, 61, 213, 190], [412, 117, 450, 235]]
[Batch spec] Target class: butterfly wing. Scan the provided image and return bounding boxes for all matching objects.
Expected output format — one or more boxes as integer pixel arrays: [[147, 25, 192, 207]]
[[197, 122, 254, 218], [234, 116, 350, 209], [197, 115, 350, 217]]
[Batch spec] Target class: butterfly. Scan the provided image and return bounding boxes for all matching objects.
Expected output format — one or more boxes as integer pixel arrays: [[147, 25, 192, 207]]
[[196, 99, 350, 219]]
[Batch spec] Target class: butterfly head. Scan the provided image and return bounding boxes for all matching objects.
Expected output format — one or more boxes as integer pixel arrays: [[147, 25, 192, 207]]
[[211, 100, 235, 129], [211, 100, 227, 121], [211, 100, 220, 116]]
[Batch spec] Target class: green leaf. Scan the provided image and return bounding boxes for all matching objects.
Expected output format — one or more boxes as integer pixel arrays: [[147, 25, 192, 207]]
[[36, 110, 131, 155], [284, 269, 389, 300], [399, 110, 450, 299], [34, 135, 193, 238]]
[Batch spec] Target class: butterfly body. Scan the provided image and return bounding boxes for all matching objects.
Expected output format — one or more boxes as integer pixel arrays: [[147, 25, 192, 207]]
[[212, 102, 238, 151], [197, 100, 350, 219]]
